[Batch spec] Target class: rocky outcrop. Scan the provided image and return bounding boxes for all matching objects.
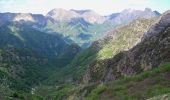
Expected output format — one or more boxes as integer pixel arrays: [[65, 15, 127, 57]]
[[83, 11, 170, 83]]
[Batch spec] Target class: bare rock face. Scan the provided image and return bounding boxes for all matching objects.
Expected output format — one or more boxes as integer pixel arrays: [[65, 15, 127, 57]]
[[143, 10, 170, 39], [108, 11, 170, 80], [83, 11, 170, 83]]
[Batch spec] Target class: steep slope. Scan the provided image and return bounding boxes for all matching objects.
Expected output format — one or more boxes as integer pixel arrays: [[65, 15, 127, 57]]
[[83, 11, 170, 83], [37, 11, 170, 100], [44, 17, 114, 47], [0, 22, 80, 60], [0, 48, 54, 91], [61, 17, 158, 82]]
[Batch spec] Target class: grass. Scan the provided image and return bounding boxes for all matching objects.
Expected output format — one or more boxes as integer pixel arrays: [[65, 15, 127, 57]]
[[85, 62, 170, 100], [86, 84, 107, 100]]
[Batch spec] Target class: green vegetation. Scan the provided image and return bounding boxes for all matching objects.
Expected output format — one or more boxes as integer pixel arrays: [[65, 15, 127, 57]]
[[86, 84, 107, 100], [97, 18, 156, 59], [30, 63, 170, 100], [44, 20, 115, 47], [84, 63, 170, 100], [46, 47, 98, 84]]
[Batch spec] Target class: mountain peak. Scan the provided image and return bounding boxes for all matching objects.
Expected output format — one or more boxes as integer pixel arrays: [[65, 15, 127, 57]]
[[46, 8, 79, 21], [46, 8, 105, 24]]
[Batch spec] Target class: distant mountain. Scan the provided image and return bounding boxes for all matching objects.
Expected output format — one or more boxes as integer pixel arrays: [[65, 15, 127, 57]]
[[47, 8, 160, 25], [0, 8, 160, 48], [47, 8, 106, 24], [107, 8, 160, 25], [0, 13, 47, 27], [45, 8, 160, 47]]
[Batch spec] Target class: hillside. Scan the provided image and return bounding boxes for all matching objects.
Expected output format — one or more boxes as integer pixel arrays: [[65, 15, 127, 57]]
[[33, 11, 170, 100], [82, 11, 170, 83], [1, 8, 169, 100], [58, 16, 158, 83]]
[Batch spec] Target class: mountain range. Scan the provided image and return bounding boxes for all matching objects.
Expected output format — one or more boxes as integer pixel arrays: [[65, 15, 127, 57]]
[[0, 8, 170, 100], [0, 8, 160, 47]]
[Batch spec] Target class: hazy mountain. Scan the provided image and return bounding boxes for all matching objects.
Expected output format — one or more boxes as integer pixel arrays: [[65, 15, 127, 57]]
[[107, 8, 160, 25], [0, 8, 160, 48], [47, 9, 106, 24]]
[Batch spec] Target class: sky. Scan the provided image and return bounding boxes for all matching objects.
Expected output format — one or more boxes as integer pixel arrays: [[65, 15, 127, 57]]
[[0, 0, 170, 15]]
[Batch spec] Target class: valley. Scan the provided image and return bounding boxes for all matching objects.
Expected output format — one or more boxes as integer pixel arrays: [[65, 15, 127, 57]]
[[0, 7, 170, 100]]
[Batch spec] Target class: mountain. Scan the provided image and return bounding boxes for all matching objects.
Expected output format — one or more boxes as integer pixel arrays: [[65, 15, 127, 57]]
[[0, 16, 81, 99], [0, 8, 167, 100], [82, 10, 169, 83], [107, 8, 160, 25], [46, 8, 79, 22], [44, 8, 160, 47], [0, 8, 160, 48], [74, 11, 170, 100], [47, 9, 106, 24], [0, 13, 47, 27], [0, 22, 81, 59], [59, 16, 158, 83], [37, 11, 170, 100]]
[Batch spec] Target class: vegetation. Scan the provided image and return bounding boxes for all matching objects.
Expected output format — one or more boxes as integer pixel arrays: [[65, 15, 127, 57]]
[[84, 63, 170, 100], [44, 20, 115, 47]]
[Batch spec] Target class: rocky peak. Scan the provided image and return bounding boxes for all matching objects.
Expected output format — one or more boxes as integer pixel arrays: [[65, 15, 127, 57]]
[[46, 8, 79, 21]]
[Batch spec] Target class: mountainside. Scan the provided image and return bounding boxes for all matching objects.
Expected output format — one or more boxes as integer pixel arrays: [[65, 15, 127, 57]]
[[35, 11, 170, 100], [1, 8, 169, 100], [59, 16, 158, 83], [44, 8, 160, 47], [0, 22, 80, 59], [83, 11, 170, 83], [0, 8, 160, 48]]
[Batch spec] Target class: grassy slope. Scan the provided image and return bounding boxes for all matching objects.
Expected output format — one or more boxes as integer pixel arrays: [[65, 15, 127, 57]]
[[97, 18, 157, 59], [32, 63, 170, 100], [53, 18, 157, 83], [86, 63, 170, 100]]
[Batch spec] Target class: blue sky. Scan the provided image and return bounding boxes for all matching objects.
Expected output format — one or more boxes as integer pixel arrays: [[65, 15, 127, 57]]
[[0, 0, 170, 15]]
